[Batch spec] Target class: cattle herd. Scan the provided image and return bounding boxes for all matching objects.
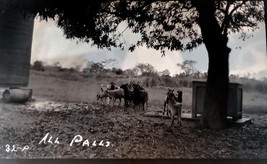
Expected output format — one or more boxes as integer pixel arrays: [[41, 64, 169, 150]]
[[96, 82, 183, 127]]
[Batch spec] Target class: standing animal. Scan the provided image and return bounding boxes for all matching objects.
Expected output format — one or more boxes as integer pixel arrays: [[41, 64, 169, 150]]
[[96, 92, 108, 103], [167, 89, 182, 128], [177, 90, 183, 103], [97, 84, 111, 104], [120, 84, 134, 110], [104, 88, 124, 106], [163, 89, 183, 116], [110, 82, 119, 90], [163, 89, 172, 116], [132, 84, 148, 111], [107, 82, 119, 90]]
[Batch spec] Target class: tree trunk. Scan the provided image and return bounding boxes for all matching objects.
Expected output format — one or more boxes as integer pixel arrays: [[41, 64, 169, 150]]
[[194, 0, 231, 129]]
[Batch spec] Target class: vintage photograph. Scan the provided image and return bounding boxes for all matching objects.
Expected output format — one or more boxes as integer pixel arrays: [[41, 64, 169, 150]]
[[0, 0, 267, 159]]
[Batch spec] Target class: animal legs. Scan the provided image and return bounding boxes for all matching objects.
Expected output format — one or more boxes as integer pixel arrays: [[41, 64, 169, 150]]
[[170, 115, 175, 128], [163, 100, 167, 115], [112, 98, 116, 106], [120, 98, 122, 106]]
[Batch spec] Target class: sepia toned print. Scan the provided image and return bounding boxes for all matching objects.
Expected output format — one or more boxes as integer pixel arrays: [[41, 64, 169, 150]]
[[0, 0, 266, 159]]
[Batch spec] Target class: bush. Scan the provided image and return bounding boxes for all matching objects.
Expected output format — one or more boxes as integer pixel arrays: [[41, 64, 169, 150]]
[[95, 74, 106, 80], [82, 73, 94, 79], [151, 77, 158, 87], [182, 80, 189, 87], [164, 76, 177, 87], [115, 69, 123, 75], [32, 60, 45, 71], [69, 67, 76, 73], [143, 77, 150, 87], [159, 75, 177, 87], [178, 79, 192, 88], [251, 81, 267, 94]]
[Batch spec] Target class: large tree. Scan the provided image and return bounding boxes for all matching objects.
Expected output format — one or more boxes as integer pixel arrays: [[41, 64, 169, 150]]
[[1, 0, 264, 129], [177, 60, 197, 76]]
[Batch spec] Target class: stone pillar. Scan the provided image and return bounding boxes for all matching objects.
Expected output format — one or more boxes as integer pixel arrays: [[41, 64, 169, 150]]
[[0, 9, 34, 87]]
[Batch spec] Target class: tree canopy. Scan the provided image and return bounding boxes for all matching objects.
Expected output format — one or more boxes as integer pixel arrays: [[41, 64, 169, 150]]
[[177, 60, 197, 76], [1, 0, 264, 53]]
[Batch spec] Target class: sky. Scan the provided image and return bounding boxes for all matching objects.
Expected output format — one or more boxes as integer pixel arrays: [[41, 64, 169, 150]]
[[31, 18, 267, 79]]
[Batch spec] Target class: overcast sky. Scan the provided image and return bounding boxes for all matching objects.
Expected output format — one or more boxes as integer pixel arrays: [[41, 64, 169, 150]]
[[31, 18, 267, 79]]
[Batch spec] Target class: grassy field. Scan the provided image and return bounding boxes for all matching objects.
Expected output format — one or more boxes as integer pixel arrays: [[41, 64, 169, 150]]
[[28, 69, 196, 114], [28, 69, 267, 114]]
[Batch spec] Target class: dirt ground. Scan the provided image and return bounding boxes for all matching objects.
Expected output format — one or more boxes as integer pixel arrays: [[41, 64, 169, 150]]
[[0, 98, 266, 159]]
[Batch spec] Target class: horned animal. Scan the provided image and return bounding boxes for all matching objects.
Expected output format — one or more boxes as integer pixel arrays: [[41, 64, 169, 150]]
[[120, 84, 134, 110], [166, 89, 182, 128], [104, 88, 124, 106], [132, 84, 148, 111], [163, 89, 172, 116]]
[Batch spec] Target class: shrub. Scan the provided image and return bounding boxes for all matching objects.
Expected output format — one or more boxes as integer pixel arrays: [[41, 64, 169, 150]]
[[69, 67, 76, 73], [115, 69, 123, 75], [95, 74, 108, 80], [182, 80, 189, 87], [253, 81, 267, 94], [57, 66, 63, 72], [165, 76, 177, 87], [32, 60, 45, 71], [151, 77, 158, 87], [143, 77, 150, 87]]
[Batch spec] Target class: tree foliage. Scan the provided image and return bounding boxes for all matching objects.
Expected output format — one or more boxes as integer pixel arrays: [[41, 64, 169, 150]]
[[159, 69, 171, 76], [1, 0, 264, 53], [133, 63, 156, 76], [32, 60, 45, 71], [177, 60, 197, 76], [82, 62, 105, 74]]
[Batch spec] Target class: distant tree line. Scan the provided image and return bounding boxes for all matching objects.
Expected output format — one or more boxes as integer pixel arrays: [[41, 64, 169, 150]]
[[30, 59, 267, 93], [30, 59, 218, 80], [31, 59, 264, 82]]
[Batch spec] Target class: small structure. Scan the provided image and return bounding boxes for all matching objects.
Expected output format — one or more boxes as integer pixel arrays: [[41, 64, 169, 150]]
[[192, 81, 243, 120], [0, 9, 34, 87], [0, 9, 34, 104], [2, 88, 32, 103]]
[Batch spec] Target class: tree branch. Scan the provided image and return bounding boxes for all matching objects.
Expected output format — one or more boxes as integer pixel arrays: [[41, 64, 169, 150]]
[[220, 1, 231, 36]]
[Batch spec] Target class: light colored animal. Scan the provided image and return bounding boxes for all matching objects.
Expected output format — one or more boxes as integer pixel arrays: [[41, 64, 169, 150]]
[[96, 92, 109, 104], [167, 89, 182, 128], [163, 89, 183, 116], [104, 88, 124, 106], [97, 84, 111, 104]]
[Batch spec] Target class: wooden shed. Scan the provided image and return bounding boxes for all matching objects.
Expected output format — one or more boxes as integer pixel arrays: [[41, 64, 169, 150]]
[[192, 81, 243, 120]]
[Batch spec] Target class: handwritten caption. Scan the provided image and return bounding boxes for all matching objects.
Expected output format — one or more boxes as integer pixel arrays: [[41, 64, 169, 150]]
[[39, 133, 112, 147], [4, 144, 29, 153], [1, 132, 112, 153]]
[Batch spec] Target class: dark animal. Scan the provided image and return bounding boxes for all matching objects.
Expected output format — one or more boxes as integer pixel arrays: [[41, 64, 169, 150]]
[[109, 82, 116, 90], [120, 84, 134, 110], [163, 88, 173, 116], [132, 84, 148, 111], [177, 90, 183, 103]]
